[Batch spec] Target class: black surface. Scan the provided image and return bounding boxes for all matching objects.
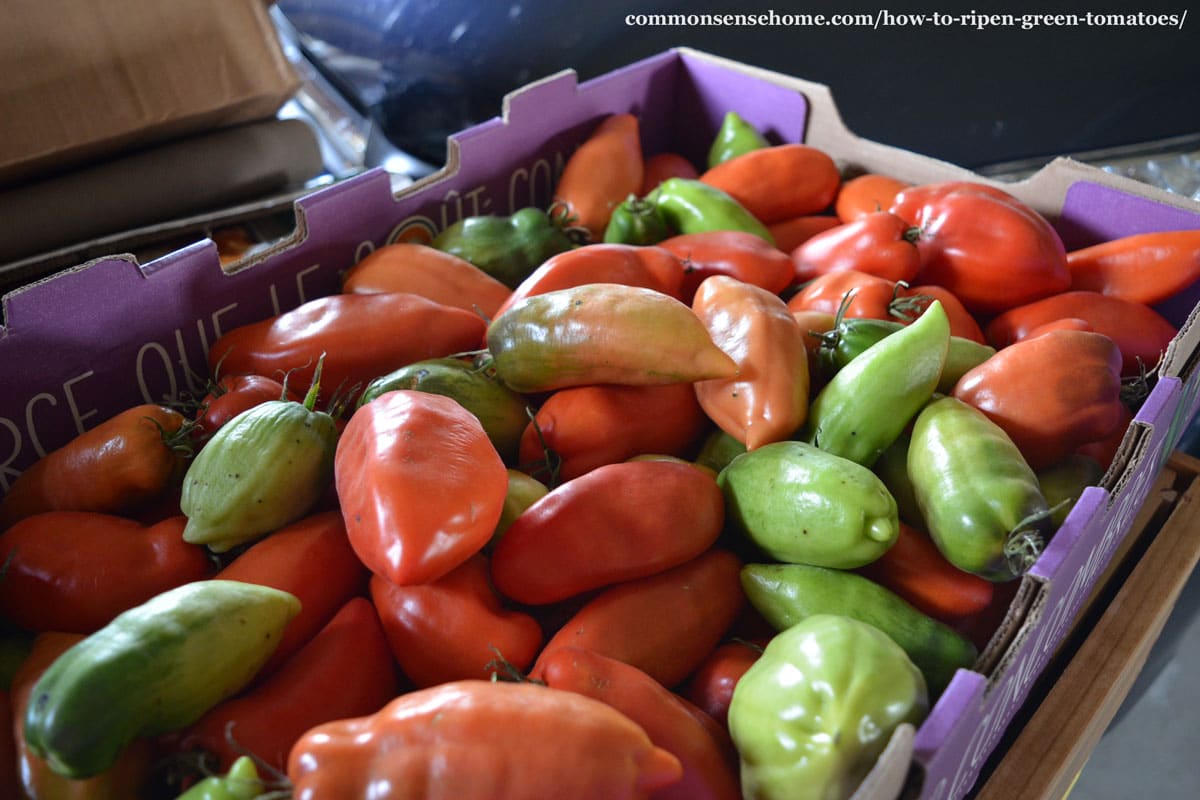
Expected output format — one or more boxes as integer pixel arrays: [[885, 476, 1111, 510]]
[[277, 0, 1200, 169]]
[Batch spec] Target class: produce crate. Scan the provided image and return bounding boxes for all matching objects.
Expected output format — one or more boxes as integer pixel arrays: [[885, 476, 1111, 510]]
[[974, 451, 1200, 798], [3, 48, 1200, 799]]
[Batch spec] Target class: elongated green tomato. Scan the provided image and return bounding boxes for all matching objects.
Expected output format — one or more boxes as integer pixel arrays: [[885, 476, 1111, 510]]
[[486, 283, 738, 393], [718, 440, 899, 569], [23, 580, 300, 779], [803, 299, 950, 467], [181, 365, 338, 553], [819, 316, 995, 393], [729, 614, 928, 800], [740, 562, 977, 697], [707, 110, 770, 168], [647, 178, 776, 245], [908, 396, 1053, 581]]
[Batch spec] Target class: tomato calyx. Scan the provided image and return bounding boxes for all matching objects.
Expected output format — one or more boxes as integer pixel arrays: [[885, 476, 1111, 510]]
[[548, 200, 593, 246], [144, 413, 198, 459], [1003, 499, 1070, 576], [485, 646, 543, 685], [165, 721, 295, 799]]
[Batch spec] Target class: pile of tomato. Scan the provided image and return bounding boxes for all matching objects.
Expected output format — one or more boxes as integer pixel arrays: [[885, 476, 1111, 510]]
[[1, 108, 1197, 800]]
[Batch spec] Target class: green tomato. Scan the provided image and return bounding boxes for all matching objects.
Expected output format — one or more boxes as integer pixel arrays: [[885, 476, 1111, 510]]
[[646, 178, 775, 245], [729, 614, 928, 800], [432, 207, 575, 288], [908, 396, 1052, 581], [803, 300, 950, 467], [181, 396, 337, 554], [707, 110, 770, 168], [175, 755, 263, 800], [740, 562, 977, 697], [718, 440, 899, 569]]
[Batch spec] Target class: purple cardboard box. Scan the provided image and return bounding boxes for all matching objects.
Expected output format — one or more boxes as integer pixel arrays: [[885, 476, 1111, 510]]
[[2, 48, 1199, 799]]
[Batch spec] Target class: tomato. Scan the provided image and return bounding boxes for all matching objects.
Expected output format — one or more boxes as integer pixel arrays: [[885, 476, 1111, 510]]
[[954, 329, 1125, 470], [554, 113, 645, 241], [0, 404, 190, 530], [370, 554, 543, 687], [215, 510, 369, 678], [890, 181, 1070, 314], [11, 633, 154, 799], [335, 390, 508, 586], [791, 211, 921, 284], [1066, 229, 1200, 305], [641, 151, 700, 194], [1076, 401, 1133, 472], [699, 143, 841, 224], [341, 242, 513, 319], [538, 647, 741, 800], [984, 289, 1179, 376], [193, 373, 296, 443], [286, 680, 684, 799], [518, 382, 709, 484], [682, 639, 764, 728], [692, 275, 811, 449], [487, 283, 737, 394], [0, 512, 211, 634], [857, 522, 995, 624], [531, 548, 746, 689], [835, 173, 912, 222], [786, 269, 899, 321], [657, 230, 796, 303], [493, 243, 687, 318], [172, 597, 397, 775], [207, 293, 489, 404], [893, 283, 987, 343], [767, 214, 842, 252], [491, 460, 725, 606]]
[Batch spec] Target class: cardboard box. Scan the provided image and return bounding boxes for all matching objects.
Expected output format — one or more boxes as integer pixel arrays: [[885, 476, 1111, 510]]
[[2, 48, 1199, 799], [975, 451, 1200, 798], [0, 0, 298, 187]]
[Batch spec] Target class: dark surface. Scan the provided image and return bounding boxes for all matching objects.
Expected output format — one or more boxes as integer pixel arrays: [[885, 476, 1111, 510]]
[[276, 0, 1199, 170]]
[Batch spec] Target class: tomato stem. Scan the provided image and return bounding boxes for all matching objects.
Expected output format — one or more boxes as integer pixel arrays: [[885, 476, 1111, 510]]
[[485, 645, 543, 685], [302, 353, 326, 412], [1003, 530, 1044, 576]]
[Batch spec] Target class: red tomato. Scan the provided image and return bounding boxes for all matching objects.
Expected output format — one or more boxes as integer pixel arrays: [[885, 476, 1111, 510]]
[[890, 181, 1070, 314], [0, 513, 211, 633], [984, 290, 1178, 376], [657, 230, 796, 303], [370, 554, 543, 688], [335, 390, 509, 586], [172, 597, 398, 775], [490, 460, 725, 605], [791, 211, 921, 284], [193, 373, 296, 442], [518, 382, 709, 483], [215, 510, 369, 678]]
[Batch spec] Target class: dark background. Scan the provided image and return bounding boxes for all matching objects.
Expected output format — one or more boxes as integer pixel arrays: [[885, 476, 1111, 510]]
[[276, 0, 1200, 171]]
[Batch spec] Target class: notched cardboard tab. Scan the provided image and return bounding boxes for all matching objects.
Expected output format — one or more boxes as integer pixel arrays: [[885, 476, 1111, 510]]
[[1100, 420, 1152, 495]]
